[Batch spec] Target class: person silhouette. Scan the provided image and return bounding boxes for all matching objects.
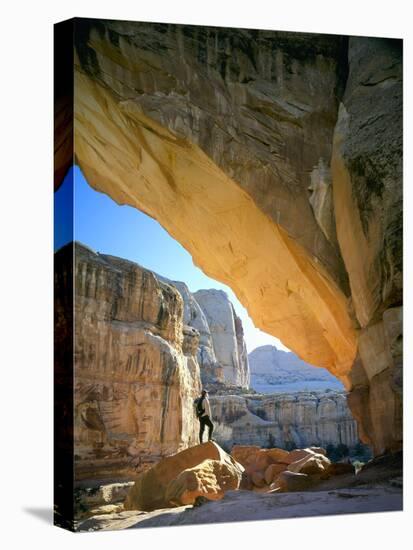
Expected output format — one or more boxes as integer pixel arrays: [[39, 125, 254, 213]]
[[195, 389, 214, 444]]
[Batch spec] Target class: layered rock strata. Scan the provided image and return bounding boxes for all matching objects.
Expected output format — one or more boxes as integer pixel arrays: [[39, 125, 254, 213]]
[[72, 243, 202, 480], [162, 280, 223, 384], [160, 280, 250, 387], [63, 21, 402, 454], [209, 392, 358, 449], [193, 289, 250, 387]]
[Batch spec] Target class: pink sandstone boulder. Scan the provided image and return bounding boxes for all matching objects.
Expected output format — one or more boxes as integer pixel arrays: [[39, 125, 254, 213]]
[[125, 442, 243, 511], [327, 462, 356, 476], [287, 452, 330, 476], [251, 471, 267, 488], [277, 470, 314, 492], [165, 457, 243, 506], [265, 463, 288, 485]]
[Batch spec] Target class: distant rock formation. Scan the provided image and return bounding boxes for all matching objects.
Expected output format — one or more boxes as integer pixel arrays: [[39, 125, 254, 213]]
[[159, 279, 224, 385], [193, 289, 250, 388], [249, 345, 343, 393], [209, 391, 358, 450], [157, 281, 250, 388]]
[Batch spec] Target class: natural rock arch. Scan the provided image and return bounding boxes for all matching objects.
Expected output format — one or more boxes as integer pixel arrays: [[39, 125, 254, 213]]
[[56, 19, 402, 455]]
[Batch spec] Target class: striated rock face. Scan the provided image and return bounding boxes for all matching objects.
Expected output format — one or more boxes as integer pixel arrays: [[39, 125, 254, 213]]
[[193, 289, 250, 387], [160, 280, 250, 387], [331, 38, 403, 454], [210, 392, 358, 449], [158, 279, 223, 384], [72, 242, 202, 480], [249, 345, 343, 393], [66, 20, 402, 454]]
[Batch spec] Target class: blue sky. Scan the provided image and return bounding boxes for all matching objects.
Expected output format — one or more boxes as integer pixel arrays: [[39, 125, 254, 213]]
[[55, 165, 290, 353]]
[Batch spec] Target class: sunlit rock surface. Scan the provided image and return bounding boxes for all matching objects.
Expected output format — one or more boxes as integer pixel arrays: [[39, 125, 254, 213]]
[[124, 441, 243, 511], [58, 242, 251, 481], [73, 21, 356, 381], [194, 289, 250, 387], [71, 242, 202, 480], [160, 279, 250, 387], [209, 392, 358, 449], [64, 20, 402, 454]]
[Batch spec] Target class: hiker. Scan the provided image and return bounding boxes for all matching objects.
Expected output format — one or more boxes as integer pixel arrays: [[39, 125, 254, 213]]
[[195, 389, 214, 444]]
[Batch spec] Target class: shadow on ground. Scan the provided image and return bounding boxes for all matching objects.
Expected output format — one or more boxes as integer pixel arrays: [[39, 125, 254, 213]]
[[23, 507, 53, 525]]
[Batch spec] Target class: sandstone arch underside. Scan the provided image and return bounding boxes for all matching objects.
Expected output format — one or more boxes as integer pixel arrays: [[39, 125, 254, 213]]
[[62, 20, 402, 455]]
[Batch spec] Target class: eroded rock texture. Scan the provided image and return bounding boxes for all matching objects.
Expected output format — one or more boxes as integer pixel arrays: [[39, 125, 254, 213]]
[[72, 243, 201, 480], [162, 280, 223, 384], [66, 242, 251, 481], [332, 38, 403, 454], [64, 20, 402, 454], [194, 289, 250, 387], [210, 392, 358, 449], [124, 441, 243, 511], [161, 281, 250, 387]]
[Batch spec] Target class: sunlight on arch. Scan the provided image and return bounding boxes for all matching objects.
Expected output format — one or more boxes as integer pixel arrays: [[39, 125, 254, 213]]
[[55, 165, 291, 353]]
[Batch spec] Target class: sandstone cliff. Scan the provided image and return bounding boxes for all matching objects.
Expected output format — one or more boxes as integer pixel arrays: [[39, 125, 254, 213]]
[[61, 20, 402, 455], [193, 289, 250, 387], [71, 242, 202, 480], [249, 345, 343, 393], [209, 392, 358, 450], [160, 280, 250, 387], [331, 39, 402, 455]]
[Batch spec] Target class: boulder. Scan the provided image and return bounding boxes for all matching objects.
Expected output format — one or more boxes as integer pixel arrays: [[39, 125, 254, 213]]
[[309, 447, 327, 456], [288, 453, 330, 475], [231, 446, 289, 474], [265, 463, 288, 485], [252, 450, 274, 473], [124, 442, 243, 511], [277, 471, 313, 492], [165, 458, 243, 506], [285, 449, 315, 464], [327, 462, 355, 476], [231, 445, 261, 467], [266, 448, 290, 463], [251, 471, 266, 488]]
